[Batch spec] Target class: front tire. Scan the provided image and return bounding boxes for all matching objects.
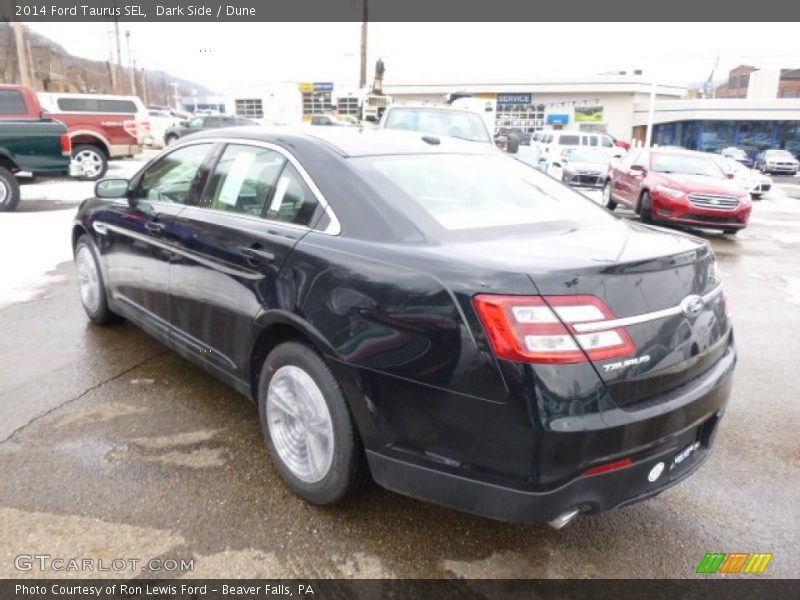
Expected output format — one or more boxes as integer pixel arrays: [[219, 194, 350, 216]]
[[72, 145, 108, 181], [74, 235, 121, 324], [0, 166, 21, 212], [258, 341, 368, 505], [165, 134, 179, 146], [639, 191, 653, 224], [602, 180, 617, 210]]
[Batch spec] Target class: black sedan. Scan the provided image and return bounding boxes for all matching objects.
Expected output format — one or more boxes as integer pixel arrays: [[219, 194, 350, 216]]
[[164, 114, 256, 145], [71, 128, 735, 527]]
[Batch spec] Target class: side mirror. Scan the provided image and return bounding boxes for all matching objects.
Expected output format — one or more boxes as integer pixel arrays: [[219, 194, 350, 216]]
[[95, 178, 130, 199], [725, 172, 735, 179]]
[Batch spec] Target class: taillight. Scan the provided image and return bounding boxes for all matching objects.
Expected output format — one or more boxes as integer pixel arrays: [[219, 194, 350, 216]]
[[472, 294, 635, 364], [582, 458, 633, 477], [60, 133, 71, 155], [122, 119, 138, 137]]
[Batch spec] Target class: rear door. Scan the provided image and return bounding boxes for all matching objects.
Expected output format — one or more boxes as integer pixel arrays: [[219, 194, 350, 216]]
[[165, 141, 328, 377]]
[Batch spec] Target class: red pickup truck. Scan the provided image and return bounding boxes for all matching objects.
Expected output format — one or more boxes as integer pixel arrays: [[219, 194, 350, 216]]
[[37, 91, 149, 180], [0, 85, 148, 181]]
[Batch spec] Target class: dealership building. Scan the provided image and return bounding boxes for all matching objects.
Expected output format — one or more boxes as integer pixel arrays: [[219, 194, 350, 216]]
[[382, 74, 686, 141]]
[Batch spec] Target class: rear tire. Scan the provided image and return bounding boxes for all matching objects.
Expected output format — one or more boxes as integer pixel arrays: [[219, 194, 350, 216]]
[[639, 191, 653, 224], [74, 234, 121, 324], [602, 180, 617, 210], [258, 341, 369, 505], [0, 166, 21, 212], [165, 134, 179, 146], [72, 145, 108, 181]]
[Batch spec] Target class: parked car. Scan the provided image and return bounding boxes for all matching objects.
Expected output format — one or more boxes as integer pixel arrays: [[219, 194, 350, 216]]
[[310, 114, 353, 126], [558, 148, 610, 187], [0, 85, 74, 211], [72, 128, 735, 527], [379, 104, 518, 152], [163, 115, 256, 145], [755, 149, 799, 175], [603, 147, 751, 234], [536, 130, 624, 166], [37, 91, 149, 180], [708, 154, 772, 199], [146, 109, 180, 148], [720, 146, 753, 168], [497, 127, 532, 145]]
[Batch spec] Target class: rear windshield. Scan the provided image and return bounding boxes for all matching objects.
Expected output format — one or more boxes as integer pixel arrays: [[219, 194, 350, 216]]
[[651, 153, 724, 177], [0, 90, 27, 114], [383, 108, 492, 144], [352, 154, 611, 233], [57, 98, 138, 113]]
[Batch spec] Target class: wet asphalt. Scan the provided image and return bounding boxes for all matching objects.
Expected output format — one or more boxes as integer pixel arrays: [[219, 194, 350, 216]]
[[1, 179, 799, 579]]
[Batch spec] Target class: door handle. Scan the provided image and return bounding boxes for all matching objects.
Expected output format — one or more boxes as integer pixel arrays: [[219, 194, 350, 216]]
[[240, 246, 276, 264], [145, 221, 166, 234]]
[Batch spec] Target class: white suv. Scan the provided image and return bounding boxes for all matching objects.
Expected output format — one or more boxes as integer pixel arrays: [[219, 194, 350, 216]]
[[537, 131, 624, 168]]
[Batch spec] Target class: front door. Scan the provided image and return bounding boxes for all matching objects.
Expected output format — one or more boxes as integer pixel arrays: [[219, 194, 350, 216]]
[[166, 142, 327, 379], [103, 142, 214, 336]]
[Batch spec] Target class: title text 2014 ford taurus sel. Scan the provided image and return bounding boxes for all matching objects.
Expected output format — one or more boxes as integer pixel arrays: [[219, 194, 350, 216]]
[[71, 128, 735, 528]]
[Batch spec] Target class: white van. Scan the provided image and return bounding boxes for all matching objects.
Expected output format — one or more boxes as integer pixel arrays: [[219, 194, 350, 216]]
[[537, 131, 624, 167]]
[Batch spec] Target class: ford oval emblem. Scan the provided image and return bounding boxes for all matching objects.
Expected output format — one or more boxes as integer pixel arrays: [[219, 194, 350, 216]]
[[680, 295, 705, 318]]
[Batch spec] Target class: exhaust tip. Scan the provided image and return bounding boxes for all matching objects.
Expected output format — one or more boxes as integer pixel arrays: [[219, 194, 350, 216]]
[[548, 508, 581, 530]]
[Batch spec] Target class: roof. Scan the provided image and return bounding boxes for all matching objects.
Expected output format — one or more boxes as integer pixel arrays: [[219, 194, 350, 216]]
[[183, 126, 499, 158]]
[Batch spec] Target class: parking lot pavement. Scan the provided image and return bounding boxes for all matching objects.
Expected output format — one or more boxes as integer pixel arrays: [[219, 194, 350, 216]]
[[0, 177, 799, 579]]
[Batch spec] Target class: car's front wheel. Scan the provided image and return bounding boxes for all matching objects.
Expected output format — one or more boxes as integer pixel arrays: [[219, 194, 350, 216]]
[[74, 235, 121, 324], [165, 134, 179, 146], [602, 180, 617, 210], [258, 341, 368, 505], [639, 191, 653, 223]]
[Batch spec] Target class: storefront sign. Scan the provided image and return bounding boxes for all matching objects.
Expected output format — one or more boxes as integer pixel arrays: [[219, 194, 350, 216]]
[[497, 93, 532, 105], [547, 114, 570, 125], [575, 106, 604, 122], [313, 82, 334, 92]]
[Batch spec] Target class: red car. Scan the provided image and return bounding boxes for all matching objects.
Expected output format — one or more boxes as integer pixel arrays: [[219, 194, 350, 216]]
[[603, 148, 751, 235]]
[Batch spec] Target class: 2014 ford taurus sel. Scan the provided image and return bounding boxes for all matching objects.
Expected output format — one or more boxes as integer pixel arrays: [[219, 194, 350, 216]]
[[71, 128, 735, 528]]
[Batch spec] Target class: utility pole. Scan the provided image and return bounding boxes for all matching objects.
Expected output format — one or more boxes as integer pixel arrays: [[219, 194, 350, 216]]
[[11, 22, 33, 87], [106, 24, 117, 92], [359, 0, 368, 90], [644, 78, 656, 149], [170, 82, 181, 110], [113, 17, 123, 93], [125, 30, 136, 96], [141, 68, 149, 105]]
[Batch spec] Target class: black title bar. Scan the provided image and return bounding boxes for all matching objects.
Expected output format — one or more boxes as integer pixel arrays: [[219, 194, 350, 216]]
[[2, 0, 800, 21]]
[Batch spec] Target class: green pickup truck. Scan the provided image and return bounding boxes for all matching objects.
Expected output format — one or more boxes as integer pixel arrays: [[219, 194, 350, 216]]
[[0, 85, 73, 212]]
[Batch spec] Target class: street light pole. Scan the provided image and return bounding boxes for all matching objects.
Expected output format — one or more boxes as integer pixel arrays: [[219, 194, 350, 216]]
[[126, 30, 136, 96], [644, 78, 656, 149], [359, 0, 368, 90]]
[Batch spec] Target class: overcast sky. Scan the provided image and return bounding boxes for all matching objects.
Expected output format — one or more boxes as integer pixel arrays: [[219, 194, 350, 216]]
[[26, 22, 800, 93]]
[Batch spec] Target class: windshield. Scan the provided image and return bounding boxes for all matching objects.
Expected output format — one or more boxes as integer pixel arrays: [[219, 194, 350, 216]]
[[766, 150, 794, 159], [651, 153, 724, 177], [567, 150, 609, 164], [383, 108, 492, 144], [352, 154, 611, 232]]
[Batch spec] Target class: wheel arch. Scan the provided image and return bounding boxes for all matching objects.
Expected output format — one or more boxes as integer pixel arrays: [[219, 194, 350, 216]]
[[70, 132, 110, 157]]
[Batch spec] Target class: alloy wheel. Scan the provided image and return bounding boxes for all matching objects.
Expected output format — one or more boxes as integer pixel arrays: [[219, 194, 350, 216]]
[[75, 245, 101, 314], [266, 365, 335, 483]]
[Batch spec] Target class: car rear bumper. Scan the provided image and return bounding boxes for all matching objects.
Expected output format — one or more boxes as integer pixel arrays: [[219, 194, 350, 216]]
[[108, 143, 143, 158], [366, 342, 734, 523]]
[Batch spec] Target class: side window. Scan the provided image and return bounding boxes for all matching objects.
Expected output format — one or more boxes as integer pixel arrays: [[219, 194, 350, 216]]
[[205, 117, 221, 128], [588, 136, 598, 147], [201, 144, 285, 216], [265, 163, 321, 227], [188, 117, 204, 128], [600, 136, 614, 148], [133, 143, 212, 204], [618, 150, 639, 170]]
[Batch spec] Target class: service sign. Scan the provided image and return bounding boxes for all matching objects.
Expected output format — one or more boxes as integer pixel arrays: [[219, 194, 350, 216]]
[[497, 93, 532, 105], [313, 82, 334, 92]]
